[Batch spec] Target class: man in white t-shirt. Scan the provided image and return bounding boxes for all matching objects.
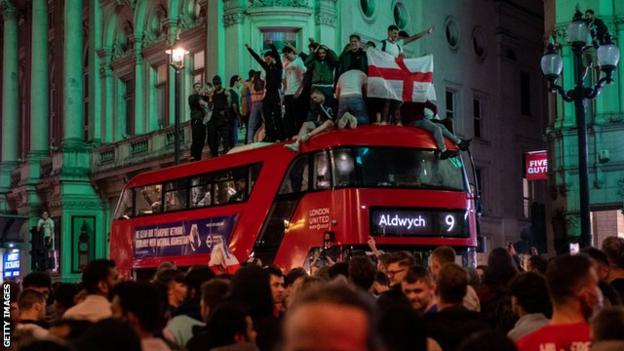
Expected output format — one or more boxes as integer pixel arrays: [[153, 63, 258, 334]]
[[282, 44, 307, 139], [380, 25, 434, 124], [336, 69, 369, 128]]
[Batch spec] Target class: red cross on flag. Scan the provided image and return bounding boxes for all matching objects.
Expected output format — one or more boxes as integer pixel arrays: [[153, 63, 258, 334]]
[[367, 48, 436, 102]]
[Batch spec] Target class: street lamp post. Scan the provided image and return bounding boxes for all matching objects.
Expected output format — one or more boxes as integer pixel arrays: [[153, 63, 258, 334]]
[[166, 45, 189, 164], [541, 10, 620, 248]]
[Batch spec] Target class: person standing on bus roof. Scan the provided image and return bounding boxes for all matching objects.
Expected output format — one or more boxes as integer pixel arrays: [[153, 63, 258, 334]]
[[284, 89, 336, 153], [189, 82, 209, 161], [245, 42, 284, 142], [282, 43, 307, 139], [208, 75, 233, 157]]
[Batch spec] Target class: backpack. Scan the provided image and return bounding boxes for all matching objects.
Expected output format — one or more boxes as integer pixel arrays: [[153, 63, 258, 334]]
[[381, 39, 402, 54]]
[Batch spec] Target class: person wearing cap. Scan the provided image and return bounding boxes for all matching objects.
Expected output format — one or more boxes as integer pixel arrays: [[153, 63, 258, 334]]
[[245, 42, 284, 142], [207, 75, 233, 157]]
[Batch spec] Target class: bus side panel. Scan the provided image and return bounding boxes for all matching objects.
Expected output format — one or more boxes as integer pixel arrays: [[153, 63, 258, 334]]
[[272, 192, 335, 271]]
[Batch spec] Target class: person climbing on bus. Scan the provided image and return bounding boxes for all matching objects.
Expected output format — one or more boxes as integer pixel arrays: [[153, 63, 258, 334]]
[[285, 88, 336, 153], [413, 104, 470, 159]]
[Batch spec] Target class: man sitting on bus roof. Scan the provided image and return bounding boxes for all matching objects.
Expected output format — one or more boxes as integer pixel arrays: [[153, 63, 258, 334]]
[[413, 104, 470, 160], [285, 88, 336, 153]]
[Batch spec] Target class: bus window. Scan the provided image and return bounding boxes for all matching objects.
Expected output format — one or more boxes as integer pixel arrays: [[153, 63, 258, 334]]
[[332, 148, 356, 188], [113, 188, 133, 219], [313, 152, 331, 190], [135, 184, 163, 215], [353, 147, 466, 191], [191, 175, 212, 208], [164, 179, 188, 212], [279, 156, 309, 195]]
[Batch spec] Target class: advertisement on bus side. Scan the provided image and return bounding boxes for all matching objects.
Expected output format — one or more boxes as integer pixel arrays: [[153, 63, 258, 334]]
[[133, 215, 238, 259]]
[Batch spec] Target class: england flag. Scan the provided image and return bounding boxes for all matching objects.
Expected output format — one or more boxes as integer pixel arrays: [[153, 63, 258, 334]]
[[367, 48, 436, 103]]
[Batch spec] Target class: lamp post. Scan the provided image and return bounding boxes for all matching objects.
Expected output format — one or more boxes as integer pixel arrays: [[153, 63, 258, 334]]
[[166, 45, 189, 164], [541, 10, 620, 248]]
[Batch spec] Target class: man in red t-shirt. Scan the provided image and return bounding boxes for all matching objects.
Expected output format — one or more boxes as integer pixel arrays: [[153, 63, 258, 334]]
[[516, 254, 602, 351]]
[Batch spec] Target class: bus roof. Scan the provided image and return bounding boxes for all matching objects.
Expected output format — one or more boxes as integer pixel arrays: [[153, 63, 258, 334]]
[[126, 125, 456, 187]]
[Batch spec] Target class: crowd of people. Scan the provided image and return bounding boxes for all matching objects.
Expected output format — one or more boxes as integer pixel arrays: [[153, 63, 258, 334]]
[[187, 24, 470, 161], [6, 235, 624, 351]]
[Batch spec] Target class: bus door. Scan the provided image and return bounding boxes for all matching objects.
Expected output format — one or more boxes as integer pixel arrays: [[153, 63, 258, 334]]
[[251, 154, 311, 265]]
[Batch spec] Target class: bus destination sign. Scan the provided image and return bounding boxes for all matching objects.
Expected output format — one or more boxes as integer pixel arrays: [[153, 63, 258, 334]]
[[370, 208, 468, 237]]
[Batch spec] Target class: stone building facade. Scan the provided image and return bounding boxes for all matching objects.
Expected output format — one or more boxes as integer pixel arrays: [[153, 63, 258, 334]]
[[0, 0, 546, 280]]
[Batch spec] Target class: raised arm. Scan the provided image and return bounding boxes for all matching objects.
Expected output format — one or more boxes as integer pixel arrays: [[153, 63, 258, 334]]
[[245, 44, 268, 70], [403, 26, 434, 45], [270, 43, 281, 67]]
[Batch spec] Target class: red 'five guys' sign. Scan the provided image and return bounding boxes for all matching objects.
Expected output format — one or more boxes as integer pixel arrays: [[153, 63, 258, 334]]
[[525, 150, 548, 181]]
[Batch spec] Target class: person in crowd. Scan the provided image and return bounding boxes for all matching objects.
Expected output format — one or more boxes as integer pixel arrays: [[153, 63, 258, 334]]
[[402, 265, 436, 315], [186, 278, 231, 351], [284, 89, 336, 153], [336, 68, 369, 128], [189, 82, 209, 161], [478, 247, 519, 333], [282, 282, 381, 351], [385, 251, 415, 288], [240, 70, 254, 143], [202, 302, 259, 351], [507, 272, 551, 341], [265, 266, 287, 317], [516, 254, 599, 351], [23, 271, 54, 322], [75, 318, 142, 351], [152, 268, 188, 318], [246, 71, 265, 143], [282, 44, 307, 139], [602, 236, 624, 300], [64, 259, 118, 322], [228, 75, 243, 147], [164, 266, 215, 347], [465, 267, 482, 291], [372, 271, 390, 296], [207, 75, 233, 157], [284, 267, 308, 303], [17, 339, 71, 351], [349, 255, 376, 293], [15, 289, 50, 341], [425, 263, 491, 351], [245, 42, 284, 142], [378, 306, 431, 351], [527, 255, 548, 275], [336, 34, 368, 79], [591, 307, 624, 351], [582, 247, 622, 306], [227, 265, 280, 351], [52, 283, 79, 322], [457, 331, 518, 351], [305, 42, 339, 107], [430, 246, 480, 312], [111, 281, 170, 351]]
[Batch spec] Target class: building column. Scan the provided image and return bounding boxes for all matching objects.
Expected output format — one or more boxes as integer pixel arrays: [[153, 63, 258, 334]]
[[315, 0, 337, 50], [134, 38, 145, 134], [89, 0, 102, 144], [0, 0, 19, 203], [62, 0, 84, 146], [100, 49, 114, 143], [224, 0, 246, 80]]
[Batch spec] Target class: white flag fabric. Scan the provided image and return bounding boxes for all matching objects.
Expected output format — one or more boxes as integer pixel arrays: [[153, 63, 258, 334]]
[[367, 48, 436, 102]]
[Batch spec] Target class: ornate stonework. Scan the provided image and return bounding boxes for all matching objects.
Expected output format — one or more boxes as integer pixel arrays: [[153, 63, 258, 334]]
[[0, 0, 16, 18], [315, 12, 335, 26], [224, 11, 245, 27], [248, 0, 308, 8]]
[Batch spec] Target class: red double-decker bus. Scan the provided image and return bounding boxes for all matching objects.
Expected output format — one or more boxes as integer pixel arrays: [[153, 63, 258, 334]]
[[110, 125, 478, 279]]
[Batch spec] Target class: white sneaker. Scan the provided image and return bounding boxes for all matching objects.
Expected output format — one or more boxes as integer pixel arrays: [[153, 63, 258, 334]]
[[285, 143, 300, 152], [338, 115, 349, 129], [349, 114, 358, 128]]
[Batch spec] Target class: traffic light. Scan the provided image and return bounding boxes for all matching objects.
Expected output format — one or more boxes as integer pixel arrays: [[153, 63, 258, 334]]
[[29, 226, 45, 271]]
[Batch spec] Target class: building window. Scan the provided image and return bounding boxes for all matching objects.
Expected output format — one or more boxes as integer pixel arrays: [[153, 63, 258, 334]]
[[473, 97, 482, 139], [360, 0, 375, 18], [193, 50, 205, 84], [522, 177, 531, 219], [446, 89, 457, 120], [262, 29, 298, 52], [156, 64, 168, 128], [520, 71, 531, 116], [393, 2, 409, 29], [125, 78, 135, 136], [445, 17, 459, 50]]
